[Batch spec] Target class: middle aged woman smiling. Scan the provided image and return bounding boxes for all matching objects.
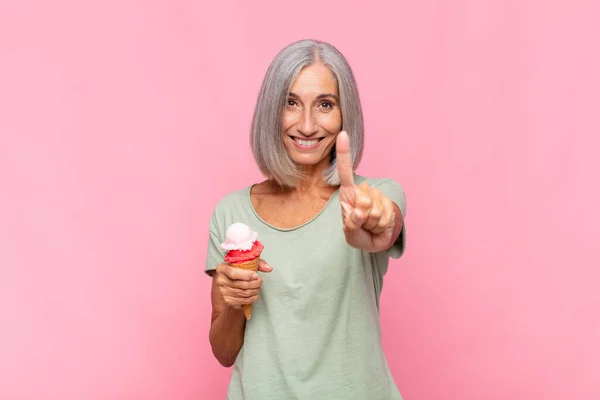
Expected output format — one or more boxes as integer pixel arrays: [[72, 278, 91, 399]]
[[205, 39, 407, 399]]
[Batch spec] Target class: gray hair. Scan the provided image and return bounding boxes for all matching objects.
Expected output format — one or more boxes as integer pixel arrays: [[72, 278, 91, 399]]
[[250, 39, 364, 187]]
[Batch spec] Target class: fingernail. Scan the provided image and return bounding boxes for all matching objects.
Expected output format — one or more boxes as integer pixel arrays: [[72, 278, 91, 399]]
[[341, 202, 353, 215], [351, 210, 363, 223], [252, 273, 259, 280]]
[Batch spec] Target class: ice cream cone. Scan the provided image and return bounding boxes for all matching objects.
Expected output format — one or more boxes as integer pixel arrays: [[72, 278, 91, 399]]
[[220, 222, 265, 321], [229, 256, 261, 320]]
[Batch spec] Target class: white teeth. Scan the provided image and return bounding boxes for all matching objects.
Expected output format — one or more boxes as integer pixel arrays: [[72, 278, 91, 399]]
[[296, 139, 319, 146]]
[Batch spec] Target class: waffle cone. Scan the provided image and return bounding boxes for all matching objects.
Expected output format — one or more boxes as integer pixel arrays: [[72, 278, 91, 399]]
[[230, 256, 261, 320]]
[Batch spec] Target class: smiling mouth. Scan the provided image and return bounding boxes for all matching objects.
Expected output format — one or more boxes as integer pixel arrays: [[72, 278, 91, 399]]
[[289, 136, 324, 148]]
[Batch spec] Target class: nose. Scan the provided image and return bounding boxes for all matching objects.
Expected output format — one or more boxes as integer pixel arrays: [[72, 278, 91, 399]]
[[297, 108, 318, 136]]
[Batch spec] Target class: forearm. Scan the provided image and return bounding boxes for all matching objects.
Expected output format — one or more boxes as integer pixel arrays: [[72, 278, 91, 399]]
[[209, 304, 247, 367]]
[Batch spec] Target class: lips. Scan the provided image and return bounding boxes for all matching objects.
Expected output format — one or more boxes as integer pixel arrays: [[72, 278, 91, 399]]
[[289, 136, 324, 148]]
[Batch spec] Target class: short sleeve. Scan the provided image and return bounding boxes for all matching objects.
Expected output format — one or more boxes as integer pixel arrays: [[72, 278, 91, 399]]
[[205, 210, 225, 276], [372, 178, 407, 259]]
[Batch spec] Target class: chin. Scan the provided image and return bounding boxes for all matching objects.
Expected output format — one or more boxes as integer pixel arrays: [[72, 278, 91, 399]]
[[290, 155, 332, 171], [290, 156, 322, 166]]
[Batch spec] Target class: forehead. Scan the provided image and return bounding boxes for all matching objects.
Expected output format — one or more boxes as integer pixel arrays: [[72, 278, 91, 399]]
[[290, 63, 338, 95]]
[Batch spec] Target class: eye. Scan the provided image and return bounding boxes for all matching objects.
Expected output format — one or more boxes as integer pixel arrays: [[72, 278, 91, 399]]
[[319, 101, 333, 109], [287, 99, 298, 107]]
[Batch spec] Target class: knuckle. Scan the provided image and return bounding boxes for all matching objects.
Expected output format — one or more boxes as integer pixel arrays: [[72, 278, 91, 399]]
[[215, 276, 227, 287], [379, 213, 390, 224], [370, 207, 383, 219], [240, 296, 252, 304], [385, 199, 394, 211], [218, 262, 230, 271], [218, 264, 234, 278], [223, 296, 236, 307], [238, 280, 251, 290], [357, 195, 372, 208]]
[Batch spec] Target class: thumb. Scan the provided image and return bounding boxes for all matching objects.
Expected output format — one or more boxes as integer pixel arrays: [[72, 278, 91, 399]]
[[336, 131, 355, 189], [258, 259, 273, 273]]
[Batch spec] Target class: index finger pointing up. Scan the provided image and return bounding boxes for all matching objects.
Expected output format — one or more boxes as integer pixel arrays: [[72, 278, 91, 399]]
[[336, 131, 355, 188]]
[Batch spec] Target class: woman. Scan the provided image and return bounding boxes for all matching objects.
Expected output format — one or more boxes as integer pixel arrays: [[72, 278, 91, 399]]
[[205, 39, 407, 400]]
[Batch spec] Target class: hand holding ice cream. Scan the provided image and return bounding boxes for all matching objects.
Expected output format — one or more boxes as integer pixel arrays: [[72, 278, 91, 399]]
[[216, 222, 269, 320]]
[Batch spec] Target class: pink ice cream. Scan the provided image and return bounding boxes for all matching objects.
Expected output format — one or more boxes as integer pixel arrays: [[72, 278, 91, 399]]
[[221, 223, 264, 264]]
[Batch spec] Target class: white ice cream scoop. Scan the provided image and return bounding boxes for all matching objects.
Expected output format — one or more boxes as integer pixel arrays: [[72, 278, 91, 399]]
[[220, 222, 258, 251]]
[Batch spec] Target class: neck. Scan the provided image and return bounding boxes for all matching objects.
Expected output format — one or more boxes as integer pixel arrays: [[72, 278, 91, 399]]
[[296, 160, 331, 190], [294, 174, 327, 193], [271, 161, 333, 197]]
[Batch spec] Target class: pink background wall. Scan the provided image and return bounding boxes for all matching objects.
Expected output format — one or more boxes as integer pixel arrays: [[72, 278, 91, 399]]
[[1, 1, 598, 399]]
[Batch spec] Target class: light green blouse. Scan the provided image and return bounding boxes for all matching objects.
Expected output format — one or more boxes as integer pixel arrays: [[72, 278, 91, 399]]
[[205, 175, 407, 400]]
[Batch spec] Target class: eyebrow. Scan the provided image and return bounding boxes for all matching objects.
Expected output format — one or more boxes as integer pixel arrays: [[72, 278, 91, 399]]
[[288, 92, 340, 102]]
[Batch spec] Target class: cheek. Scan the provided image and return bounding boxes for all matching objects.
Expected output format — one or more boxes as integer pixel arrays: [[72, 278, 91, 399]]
[[281, 111, 298, 132], [319, 113, 342, 132]]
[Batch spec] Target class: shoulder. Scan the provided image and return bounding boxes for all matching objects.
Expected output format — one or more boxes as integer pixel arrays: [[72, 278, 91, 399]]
[[213, 186, 248, 210], [354, 174, 405, 192], [208, 185, 252, 233], [212, 179, 272, 209]]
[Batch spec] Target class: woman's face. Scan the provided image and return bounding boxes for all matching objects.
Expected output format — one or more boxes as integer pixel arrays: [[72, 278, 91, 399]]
[[282, 63, 342, 169]]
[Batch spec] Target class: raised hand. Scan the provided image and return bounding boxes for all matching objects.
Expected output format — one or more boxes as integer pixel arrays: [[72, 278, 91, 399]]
[[336, 131, 397, 252]]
